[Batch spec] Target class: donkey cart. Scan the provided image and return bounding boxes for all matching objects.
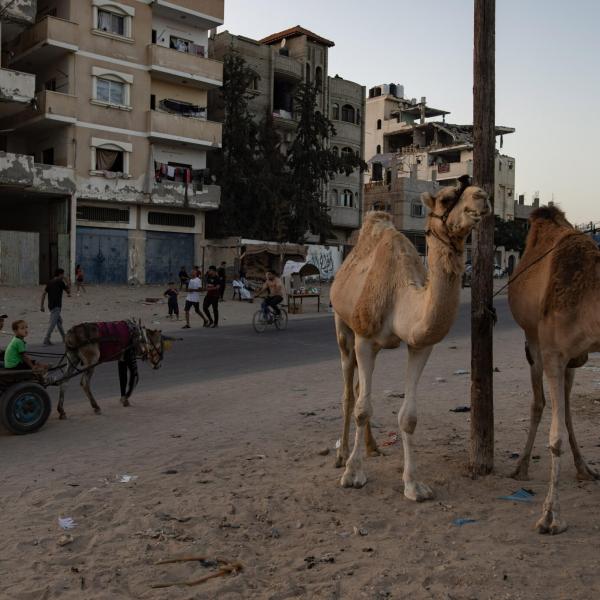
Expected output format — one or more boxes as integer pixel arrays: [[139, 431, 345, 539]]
[[0, 368, 51, 435]]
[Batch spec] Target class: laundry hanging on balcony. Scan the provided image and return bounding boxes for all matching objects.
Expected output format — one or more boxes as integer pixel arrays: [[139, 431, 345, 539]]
[[169, 38, 205, 57], [159, 99, 207, 119]]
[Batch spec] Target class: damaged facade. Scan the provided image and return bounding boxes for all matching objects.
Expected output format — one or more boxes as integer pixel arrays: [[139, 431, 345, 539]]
[[365, 83, 516, 221], [210, 26, 365, 244], [0, 0, 224, 285]]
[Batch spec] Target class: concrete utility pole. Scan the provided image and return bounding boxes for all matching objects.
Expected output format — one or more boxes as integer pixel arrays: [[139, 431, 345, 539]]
[[470, 0, 496, 476]]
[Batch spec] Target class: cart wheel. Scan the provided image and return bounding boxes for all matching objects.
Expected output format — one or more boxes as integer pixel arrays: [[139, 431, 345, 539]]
[[274, 309, 288, 331], [1, 382, 51, 435]]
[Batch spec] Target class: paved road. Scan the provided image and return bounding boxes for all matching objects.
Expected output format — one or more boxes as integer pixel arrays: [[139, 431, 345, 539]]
[[36, 297, 516, 400]]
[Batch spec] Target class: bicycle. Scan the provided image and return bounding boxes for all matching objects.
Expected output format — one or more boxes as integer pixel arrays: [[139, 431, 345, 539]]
[[252, 300, 288, 333]]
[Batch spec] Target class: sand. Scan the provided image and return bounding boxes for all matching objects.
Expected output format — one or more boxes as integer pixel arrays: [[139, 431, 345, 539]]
[[1, 284, 600, 599]]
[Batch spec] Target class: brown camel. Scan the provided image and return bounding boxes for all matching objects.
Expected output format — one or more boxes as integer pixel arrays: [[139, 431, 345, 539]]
[[330, 177, 490, 500], [508, 205, 600, 534]]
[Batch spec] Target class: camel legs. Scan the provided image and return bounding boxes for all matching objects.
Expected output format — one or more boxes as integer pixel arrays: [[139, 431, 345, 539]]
[[334, 317, 380, 468], [512, 339, 546, 480], [565, 368, 600, 480], [399, 345, 433, 502], [536, 355, 567, 534], [340, 336, 378, 488]]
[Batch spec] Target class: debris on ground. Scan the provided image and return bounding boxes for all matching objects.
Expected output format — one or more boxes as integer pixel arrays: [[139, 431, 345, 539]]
[[353, 526, 368, 536], [151, 556, 243, 589], [299, 411, 317, 417], [449, 406, 471, 413], [381, 431, 398, 447], [452, 518, 478, 526], [58, 517, 76, 530], [304, 554, 335, 569], [383, 390, 405, 399], [435, 377, 447, 383], [117, 474, 138, 483], [498, 488, 535, 503], [318, 447, 330, 456], [453, 369, 470, 376], [57, 534, 74, 546]]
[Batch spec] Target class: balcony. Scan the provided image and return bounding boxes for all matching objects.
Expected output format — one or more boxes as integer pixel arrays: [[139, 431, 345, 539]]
[[148, 110, 222, 148], [8, 17, 79, 69], [151, 0, 224, 29], [274, 53, 303, 80], [148, 44, 222, 89], [1, 90, 77, 132], [0, 68, 35, 118], [153, 180, 220, 210], [330, 206, 361, 229], [0, 152, 75, 195], [332, 120, 361, 144], [0, 151, 34, 187], [434, 160, 472, 182]]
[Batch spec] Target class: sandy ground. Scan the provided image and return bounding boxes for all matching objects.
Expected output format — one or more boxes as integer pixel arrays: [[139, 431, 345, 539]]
[[2, 284, 600, 599]]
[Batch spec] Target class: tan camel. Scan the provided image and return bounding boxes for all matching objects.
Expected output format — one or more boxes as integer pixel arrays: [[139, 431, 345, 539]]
[[330, 177, 490, 500], [508, 205, 600, 534]]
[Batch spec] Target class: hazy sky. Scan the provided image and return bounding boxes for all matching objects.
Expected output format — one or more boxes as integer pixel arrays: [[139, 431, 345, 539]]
[[220, 0, 600, 224]]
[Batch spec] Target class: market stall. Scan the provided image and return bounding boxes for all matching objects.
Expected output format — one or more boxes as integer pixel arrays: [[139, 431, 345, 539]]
[[282, 261, 321, 313]]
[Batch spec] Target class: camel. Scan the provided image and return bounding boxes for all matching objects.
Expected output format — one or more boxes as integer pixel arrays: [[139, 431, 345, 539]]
[[330, 176, 490, 500], [508, 205, 600, 534]]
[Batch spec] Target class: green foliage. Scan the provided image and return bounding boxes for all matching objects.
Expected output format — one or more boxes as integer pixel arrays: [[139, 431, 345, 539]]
[[494, 216, 527, 254]]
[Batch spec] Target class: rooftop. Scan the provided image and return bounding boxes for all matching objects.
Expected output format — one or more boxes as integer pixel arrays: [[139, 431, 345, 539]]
[[260, 25, 335, 48]]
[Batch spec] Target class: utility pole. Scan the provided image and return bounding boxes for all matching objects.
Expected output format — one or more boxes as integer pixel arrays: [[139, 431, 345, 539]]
[[470, 0, 496, 476]]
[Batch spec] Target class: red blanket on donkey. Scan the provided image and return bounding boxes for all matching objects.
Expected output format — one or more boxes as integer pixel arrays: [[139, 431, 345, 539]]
[[96, 321, 131, 363]]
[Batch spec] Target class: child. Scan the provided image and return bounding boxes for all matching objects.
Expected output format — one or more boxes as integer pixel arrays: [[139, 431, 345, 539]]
[[4, 320, 47, 371], [75, 264, 86, 295], [164, 282, 179, 320], [178, 266, 189, 290]]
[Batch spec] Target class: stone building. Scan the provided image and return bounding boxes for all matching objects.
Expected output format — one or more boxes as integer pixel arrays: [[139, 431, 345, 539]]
[[210, 26, 365, 244], [365, 83, 516, 220], [0, 0, 224, 284]]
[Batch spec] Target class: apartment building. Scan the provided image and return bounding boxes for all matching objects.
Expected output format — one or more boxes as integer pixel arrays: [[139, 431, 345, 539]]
[[210, 26, 365, 244], [0, 0, 223, 285], [366, 83, 516, 221]]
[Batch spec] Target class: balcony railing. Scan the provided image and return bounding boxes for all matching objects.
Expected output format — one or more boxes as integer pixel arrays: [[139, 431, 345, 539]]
[[274, 53, 303, 79], [4, 90, 77, 130], [148, 44, 222, 88], [9, 17, 79, 65], [330, 206, 361, 229], [148, 110, 222, 147], [0, 68, 35, 118]]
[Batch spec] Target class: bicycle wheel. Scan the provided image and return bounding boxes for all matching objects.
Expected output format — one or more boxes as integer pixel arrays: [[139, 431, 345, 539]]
[[253, 310, 268, 333], [274, 308, 288, 330]]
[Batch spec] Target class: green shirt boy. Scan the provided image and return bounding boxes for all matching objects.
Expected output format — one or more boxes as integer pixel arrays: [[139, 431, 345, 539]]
[[4, 336, 26, 369]]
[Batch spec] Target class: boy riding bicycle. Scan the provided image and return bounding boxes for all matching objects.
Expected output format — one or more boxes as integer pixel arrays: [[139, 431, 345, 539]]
[[254, 270, 285, 317]]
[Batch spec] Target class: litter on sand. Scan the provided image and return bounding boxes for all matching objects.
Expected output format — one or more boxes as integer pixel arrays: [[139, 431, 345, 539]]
[[449, 406, 471, 413], [58, 516, 76, 530], [335, 439, 341, 449], [498, 488, 536, 503], [151, 556, 243, 589], [382, 432, 398, 447], [453, 369, 470, 376], [452, 518, 478, 526], [118, 474, 138, 483]]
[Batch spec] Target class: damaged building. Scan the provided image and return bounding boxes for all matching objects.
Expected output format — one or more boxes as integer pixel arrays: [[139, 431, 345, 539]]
[[210, 26, 365, 244], [0, 0, 224, 285], [365, 83, 516, 221]]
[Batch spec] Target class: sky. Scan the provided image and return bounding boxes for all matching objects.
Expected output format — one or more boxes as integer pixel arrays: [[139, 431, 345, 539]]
[[220, 0, 600, 224]]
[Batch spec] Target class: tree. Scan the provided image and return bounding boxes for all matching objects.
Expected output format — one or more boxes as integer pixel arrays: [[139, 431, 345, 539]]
[[494, 216, 527, 254], [287, 83, 365, 243], [210, 49, 259, 238]]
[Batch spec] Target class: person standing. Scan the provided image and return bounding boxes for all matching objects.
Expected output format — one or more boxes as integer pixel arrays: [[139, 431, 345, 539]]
[[41, 268, 70, 346], [163, 282, 179, 320], [217, 261, 227, 302], [203, 266, 221, 328], [75, 264, 86, 295], [182, 268, 208, 329], [178, 266, 189, 290]]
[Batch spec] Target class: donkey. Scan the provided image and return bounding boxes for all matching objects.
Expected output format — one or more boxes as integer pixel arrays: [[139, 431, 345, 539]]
[[57, 320, 164, 419]]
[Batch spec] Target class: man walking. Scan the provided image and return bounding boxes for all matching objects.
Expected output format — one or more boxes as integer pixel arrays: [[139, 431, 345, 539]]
[[203, 266, 221, 328], [41, 268, 70, 345], [217, 261, 227, 301], [182, 268, 208, 329]]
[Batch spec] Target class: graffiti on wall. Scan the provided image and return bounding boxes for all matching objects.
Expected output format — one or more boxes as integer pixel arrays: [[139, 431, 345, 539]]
[[306, 245, 343, 280]]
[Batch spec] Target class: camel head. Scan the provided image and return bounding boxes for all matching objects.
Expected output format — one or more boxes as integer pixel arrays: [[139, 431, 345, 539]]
[[422, 175, 490, 245]]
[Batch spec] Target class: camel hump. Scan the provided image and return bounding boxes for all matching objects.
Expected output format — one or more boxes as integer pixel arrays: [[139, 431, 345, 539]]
[[529, 205, 568, 226]]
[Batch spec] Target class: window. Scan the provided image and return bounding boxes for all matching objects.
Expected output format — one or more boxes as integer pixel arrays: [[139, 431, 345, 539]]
[[91, 137, 132, 176], [332, 103, 339, 120], [376, 144, 381, 154], [92, 67, 132, 108], [377, 119, 382, 130], [97, 77, 125, 105], [315, 66, 323, 90], [305, 63, 311, 83], [151, 29, 157, 44], [332, 146, 339, 156], [92, 1, 134, 39], [411, 203, 425, 218], [98, 9, 124, 35], [330, 189, 338, 207], [41, 148, 54, 165], [77, 205, 130, 223], [341, 190, 354, 208], [150, 94, 156, 110], [356, 108, 361, 125], [148, 212, 195, 228], [45, 79, 56, 91], [341, 147, 354, 159], [341, 104, 355, 123]]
